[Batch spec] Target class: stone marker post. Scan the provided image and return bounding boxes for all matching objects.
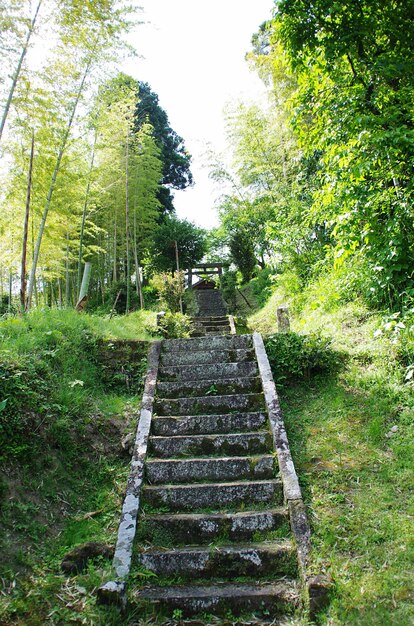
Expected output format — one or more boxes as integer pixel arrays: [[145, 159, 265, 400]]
[[277, 306, 290, 333]]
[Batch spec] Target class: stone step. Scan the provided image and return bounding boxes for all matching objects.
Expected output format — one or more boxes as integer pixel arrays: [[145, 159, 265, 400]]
[[133, 580, 299, 618], [161, 348, 254, 367], [148, 431, 272, 458], [145, 455, 275, 484], [142, 479, 283, 512], [195, 311, 228, 317], [151, 412, 268, 436], [156, 377, 262, 400], [154, 393, 264, 417], [158, 361, 258, 382], [193, 316, 230, 323], [193, 321, 230, 329], [136, 541, 297, 580], [191, 328, 230, 338], [137, 508, 288, 544], [193, 325, 231, 334], [162, 334, 252, 353], [193, 315, 229, 321]]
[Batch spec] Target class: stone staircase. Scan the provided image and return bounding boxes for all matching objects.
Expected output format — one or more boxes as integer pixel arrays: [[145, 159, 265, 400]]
[[98, 326, 328, 621], [191, 315, 232, 336], [129, 334, 301, 620], [191, 289, 232, 336]]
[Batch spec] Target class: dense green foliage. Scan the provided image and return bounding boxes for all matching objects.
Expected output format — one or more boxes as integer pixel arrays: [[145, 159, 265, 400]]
[[214, 0, 414, 312], [265, 331, 342, 385], [135, 82, 193, 213], [148, 215, 206, 274]]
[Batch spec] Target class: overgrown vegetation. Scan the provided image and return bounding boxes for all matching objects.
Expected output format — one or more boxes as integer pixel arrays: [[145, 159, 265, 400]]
[[0, 308, 157, 624], [264, 331, 343, 386], [246, 270, 414, 626]]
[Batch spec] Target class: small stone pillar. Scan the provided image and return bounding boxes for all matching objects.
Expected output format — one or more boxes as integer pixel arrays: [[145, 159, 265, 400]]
[[156, 311, 166, 327], [277, 306, 290, 333]]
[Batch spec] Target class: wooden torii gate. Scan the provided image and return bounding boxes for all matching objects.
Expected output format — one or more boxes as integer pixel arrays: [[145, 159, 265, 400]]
[[186, 262, 229, 287]]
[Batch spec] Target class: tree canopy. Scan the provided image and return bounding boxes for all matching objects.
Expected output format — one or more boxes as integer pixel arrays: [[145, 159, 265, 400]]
[[148, 216, 206, 274], [213, 0, 414, 307]]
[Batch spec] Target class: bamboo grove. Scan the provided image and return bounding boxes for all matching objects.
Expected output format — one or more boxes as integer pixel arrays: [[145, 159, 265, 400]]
[[0, 0, 194, 314]]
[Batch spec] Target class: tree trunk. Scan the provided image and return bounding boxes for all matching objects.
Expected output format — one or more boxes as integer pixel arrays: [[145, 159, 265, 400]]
[[77, 132, 97, 296], [21, 131, 35, 312], [8, 271, 13, 315], [76, 262, 92, 310], [113, 213, 117, 283], [65, 231, 71, 306], [133, 209, 144, 309], [125, 133, 131, 314], [26, 57, 93, 311], [0, 0, 43, 142], [175, 240, 183, 314]]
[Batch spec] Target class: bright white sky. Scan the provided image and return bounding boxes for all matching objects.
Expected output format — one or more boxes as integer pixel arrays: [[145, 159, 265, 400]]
[[124, 0, 275, 229]]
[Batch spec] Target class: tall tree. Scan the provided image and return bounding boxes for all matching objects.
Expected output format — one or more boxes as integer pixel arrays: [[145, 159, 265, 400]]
[[135, 81, 193, 213], [148, 216, 206, 275], [0, 0, 42, 142], [268, 0, 414, 304]]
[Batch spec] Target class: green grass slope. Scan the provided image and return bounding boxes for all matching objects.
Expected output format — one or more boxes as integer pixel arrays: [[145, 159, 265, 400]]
[[248, 278, 414, 626], [0, 309, 157, 625]]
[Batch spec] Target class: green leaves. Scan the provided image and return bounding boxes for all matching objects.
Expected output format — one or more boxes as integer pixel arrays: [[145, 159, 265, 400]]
[[261, 0, 414, 307]]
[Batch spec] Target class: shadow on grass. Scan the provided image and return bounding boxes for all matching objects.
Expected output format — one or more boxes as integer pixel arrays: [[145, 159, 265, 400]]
[[277, 372, 414, 626]]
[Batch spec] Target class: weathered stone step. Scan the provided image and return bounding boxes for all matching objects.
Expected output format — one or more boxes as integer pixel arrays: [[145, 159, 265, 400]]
[[142, 479, 283, 512], [145, 455, 275, 484], [136, 541, 297, 580], [151, 412, 268, 436], [191, 330, 229, 337], [193, 321, 230, 328], [161, 348, 254, 367], [159, 361, 258, 382], [193, 316, 229, 322], [148, 431, 272, 458], [193, 316, 230, 324], [156, 377, 262, 399], [195, 309, 227, 315], [133, 580, 299, 618], [138, 508, 288, 544], [162, 334, 252, 353], [154, 393, 264, 417], [193, 325, 231, 334]]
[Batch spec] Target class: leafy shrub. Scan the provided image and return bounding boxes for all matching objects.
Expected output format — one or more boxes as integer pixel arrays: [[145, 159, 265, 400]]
[[250, 268, 275, 307], [141, 285, 158, 309], [157, 312, 192, 338], [220, 270, 238, 313], [151, 272, 185, 313], [264, 331, 343, 386], [375, 308, 414, 382]]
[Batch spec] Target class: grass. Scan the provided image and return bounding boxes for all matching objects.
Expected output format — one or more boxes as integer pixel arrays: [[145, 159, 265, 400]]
[[2, 287, 413, 624], [0, 307, 157, 625], [247, 278, 414, 625]]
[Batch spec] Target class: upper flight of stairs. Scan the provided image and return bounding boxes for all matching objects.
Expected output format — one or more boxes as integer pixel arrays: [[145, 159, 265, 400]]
[[191, 288, 232, 336], [129, 334, 301, 621]]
